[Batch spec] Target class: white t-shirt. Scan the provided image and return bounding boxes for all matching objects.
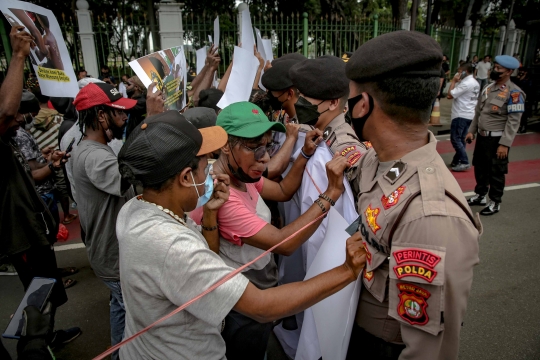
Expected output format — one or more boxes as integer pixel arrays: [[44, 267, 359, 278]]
[[476, 61, 492, 79], [117, 198, 249, 360], [450, 75, 480, 120]]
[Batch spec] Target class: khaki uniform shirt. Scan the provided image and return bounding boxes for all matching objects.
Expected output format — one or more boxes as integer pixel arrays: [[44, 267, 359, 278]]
[[322, 113, 370, 183], [468, 79, 525, 147], [350, 132, 481, 359]]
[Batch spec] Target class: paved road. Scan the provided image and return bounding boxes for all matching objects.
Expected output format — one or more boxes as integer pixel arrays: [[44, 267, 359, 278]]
[[2, 131, 540, 360]]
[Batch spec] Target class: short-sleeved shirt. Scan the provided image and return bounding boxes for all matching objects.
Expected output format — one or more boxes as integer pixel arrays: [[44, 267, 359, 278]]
[[117, 198, 249, 360], [191, 177, 278, 289], [72, 140, 135, 281], [14, 129, 55, 196], [476, 61, 492, 79], [450, 74, 480, 120]]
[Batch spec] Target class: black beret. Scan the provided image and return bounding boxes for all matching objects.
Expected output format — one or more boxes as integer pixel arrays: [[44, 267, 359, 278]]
[[289, 56, 349, 99], [273, 53, 307, 65], [261, 59, 298, 91], [198, 88, 223, 113], [183, 107, 217, 129], [346, 31, 443, 82]]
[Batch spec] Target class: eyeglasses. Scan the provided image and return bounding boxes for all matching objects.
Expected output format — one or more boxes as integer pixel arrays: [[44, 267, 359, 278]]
[[239, 141, 278, 161]]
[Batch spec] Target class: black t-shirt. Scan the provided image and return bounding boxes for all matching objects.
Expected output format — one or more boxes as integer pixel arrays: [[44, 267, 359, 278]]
[[0, 137, 56, 256], [442, 62, 450, 74]]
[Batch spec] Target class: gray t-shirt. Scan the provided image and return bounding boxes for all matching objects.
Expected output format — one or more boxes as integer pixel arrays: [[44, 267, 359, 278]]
[[71, 140, 135, 281], [117, 198, 249, 360]]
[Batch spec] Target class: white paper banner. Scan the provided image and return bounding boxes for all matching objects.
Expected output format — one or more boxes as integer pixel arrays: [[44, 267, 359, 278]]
[[255, 28, 266, 91], [262, 39, 273, 63], [241, 9, 255, 51], [196, 47, 207, 75], [303, 207, 362, 360], [214, 16, 220, 50], [217, 46, 259, 109], [0, 0, 79, 97]]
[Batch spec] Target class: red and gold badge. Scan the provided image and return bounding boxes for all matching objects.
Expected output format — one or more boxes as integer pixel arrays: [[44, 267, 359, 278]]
[[393, 264, 437, 283], [364, 205, 381, 234], [347, 151, 362, 166], [393, 248, 441, 268], [396, 283, 430, 326], [511, 92, 520, 104], [381, 186, 406, 210], [364, 269, 374, 281], [363, 241, 372, 265], [340, 146, 357, 157], [492, 105, 499, 111], [363, 141, 373, 149]]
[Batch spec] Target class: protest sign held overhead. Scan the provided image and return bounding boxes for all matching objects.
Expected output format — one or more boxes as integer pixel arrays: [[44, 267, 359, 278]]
[[0, 0, 79, 97], [129, 46, 187, 111]]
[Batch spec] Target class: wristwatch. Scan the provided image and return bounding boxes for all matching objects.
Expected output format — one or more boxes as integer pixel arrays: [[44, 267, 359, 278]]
[[48, 162, 60, 172]]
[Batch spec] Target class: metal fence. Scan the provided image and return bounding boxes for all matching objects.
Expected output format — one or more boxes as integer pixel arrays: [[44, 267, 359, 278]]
[[0, 9, 515, 82]]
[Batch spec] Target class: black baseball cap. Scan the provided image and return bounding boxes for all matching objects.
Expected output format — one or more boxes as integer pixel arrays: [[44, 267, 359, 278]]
[[19, 90, 40, 114], [183, 107, 217, 129], [118, 110, 227, 186]]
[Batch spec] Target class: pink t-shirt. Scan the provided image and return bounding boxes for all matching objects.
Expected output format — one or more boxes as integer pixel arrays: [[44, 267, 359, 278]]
[[191, 177, 268, 246]]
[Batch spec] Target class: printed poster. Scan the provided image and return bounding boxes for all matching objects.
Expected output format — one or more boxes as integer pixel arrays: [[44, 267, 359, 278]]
[[0, 0, 79, 97], [129, 46, 187, 111]]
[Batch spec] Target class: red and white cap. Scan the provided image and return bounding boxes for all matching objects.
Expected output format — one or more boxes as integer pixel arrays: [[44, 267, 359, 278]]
[[73, 82, 137, 111]]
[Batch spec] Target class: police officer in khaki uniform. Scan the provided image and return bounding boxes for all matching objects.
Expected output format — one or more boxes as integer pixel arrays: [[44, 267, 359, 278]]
[[465, 55, 525, 216], [345, 31, 481, 360], [289, 55, 368, 179]]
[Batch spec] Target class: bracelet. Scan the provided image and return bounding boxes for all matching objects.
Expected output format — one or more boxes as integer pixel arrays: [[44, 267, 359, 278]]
[[300, 148, 313, 159], [319, 193, 336, 207], [201, 224, 218, 231], [314, 199, 327, 213]]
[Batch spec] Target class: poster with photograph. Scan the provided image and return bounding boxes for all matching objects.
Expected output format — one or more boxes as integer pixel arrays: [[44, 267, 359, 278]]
[[129, 46, 187, 111], [0, 0, 79, 97]]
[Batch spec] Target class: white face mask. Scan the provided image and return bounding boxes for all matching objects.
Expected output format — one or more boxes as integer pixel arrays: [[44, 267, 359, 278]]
[[189, 164, 214, 208]]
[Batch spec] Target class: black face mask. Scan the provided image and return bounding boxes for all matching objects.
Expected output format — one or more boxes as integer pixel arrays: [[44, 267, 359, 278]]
[[126, 89, 135, 98], [227, 144, 261, 183], [490, 70, 504, 81], [294, 96, 327, 126], [268, 91, 286, 112], [348, 93, 373, 142]]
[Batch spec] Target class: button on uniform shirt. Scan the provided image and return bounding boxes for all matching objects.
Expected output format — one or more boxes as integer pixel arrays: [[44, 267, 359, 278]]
[[349, 131, 481, 359], [468, 80, 525, 147], [450, 74, 480, 120], [476, 61, 491, 79]]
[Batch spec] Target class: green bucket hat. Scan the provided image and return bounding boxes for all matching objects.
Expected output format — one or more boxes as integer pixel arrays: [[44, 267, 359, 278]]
[[217, 101, 286, 138]]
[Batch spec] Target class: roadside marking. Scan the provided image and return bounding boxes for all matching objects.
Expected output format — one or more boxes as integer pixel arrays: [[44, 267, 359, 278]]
[[52, 183, 540, 252], [463, 183, 540, 197], [54, 243, 85, 252]]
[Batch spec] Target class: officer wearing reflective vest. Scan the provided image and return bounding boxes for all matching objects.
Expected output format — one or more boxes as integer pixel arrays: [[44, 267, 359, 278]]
[[345, 31, 481, 360], [465, 55, 525, 216]]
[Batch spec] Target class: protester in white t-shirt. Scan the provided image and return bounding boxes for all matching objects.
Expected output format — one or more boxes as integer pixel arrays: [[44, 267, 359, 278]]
[[475, 55, 492, 91], [116, 110, 367, 360], [447, 63, 480, 171]]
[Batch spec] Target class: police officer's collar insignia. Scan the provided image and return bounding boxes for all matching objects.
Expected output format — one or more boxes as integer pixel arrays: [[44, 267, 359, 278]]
[[384, 160, 407, 184], [323, 127, 332, 140]]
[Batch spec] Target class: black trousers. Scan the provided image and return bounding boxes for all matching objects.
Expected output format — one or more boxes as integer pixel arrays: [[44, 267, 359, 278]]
[[472, 135, 509, 203], [346, 324, 405, 360], [221, 310, 272, 360]]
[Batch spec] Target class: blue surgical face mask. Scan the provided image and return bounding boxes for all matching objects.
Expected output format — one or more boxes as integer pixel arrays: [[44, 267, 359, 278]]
[[190, 164, 214, 208]]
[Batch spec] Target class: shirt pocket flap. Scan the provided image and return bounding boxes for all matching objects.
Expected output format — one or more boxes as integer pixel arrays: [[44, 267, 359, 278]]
[[489, 98, 506, 108]]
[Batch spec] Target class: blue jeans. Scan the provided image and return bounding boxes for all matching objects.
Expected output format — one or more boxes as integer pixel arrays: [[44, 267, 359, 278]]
[[450, 117, 472, 165], [103, 280, 125, 360]]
